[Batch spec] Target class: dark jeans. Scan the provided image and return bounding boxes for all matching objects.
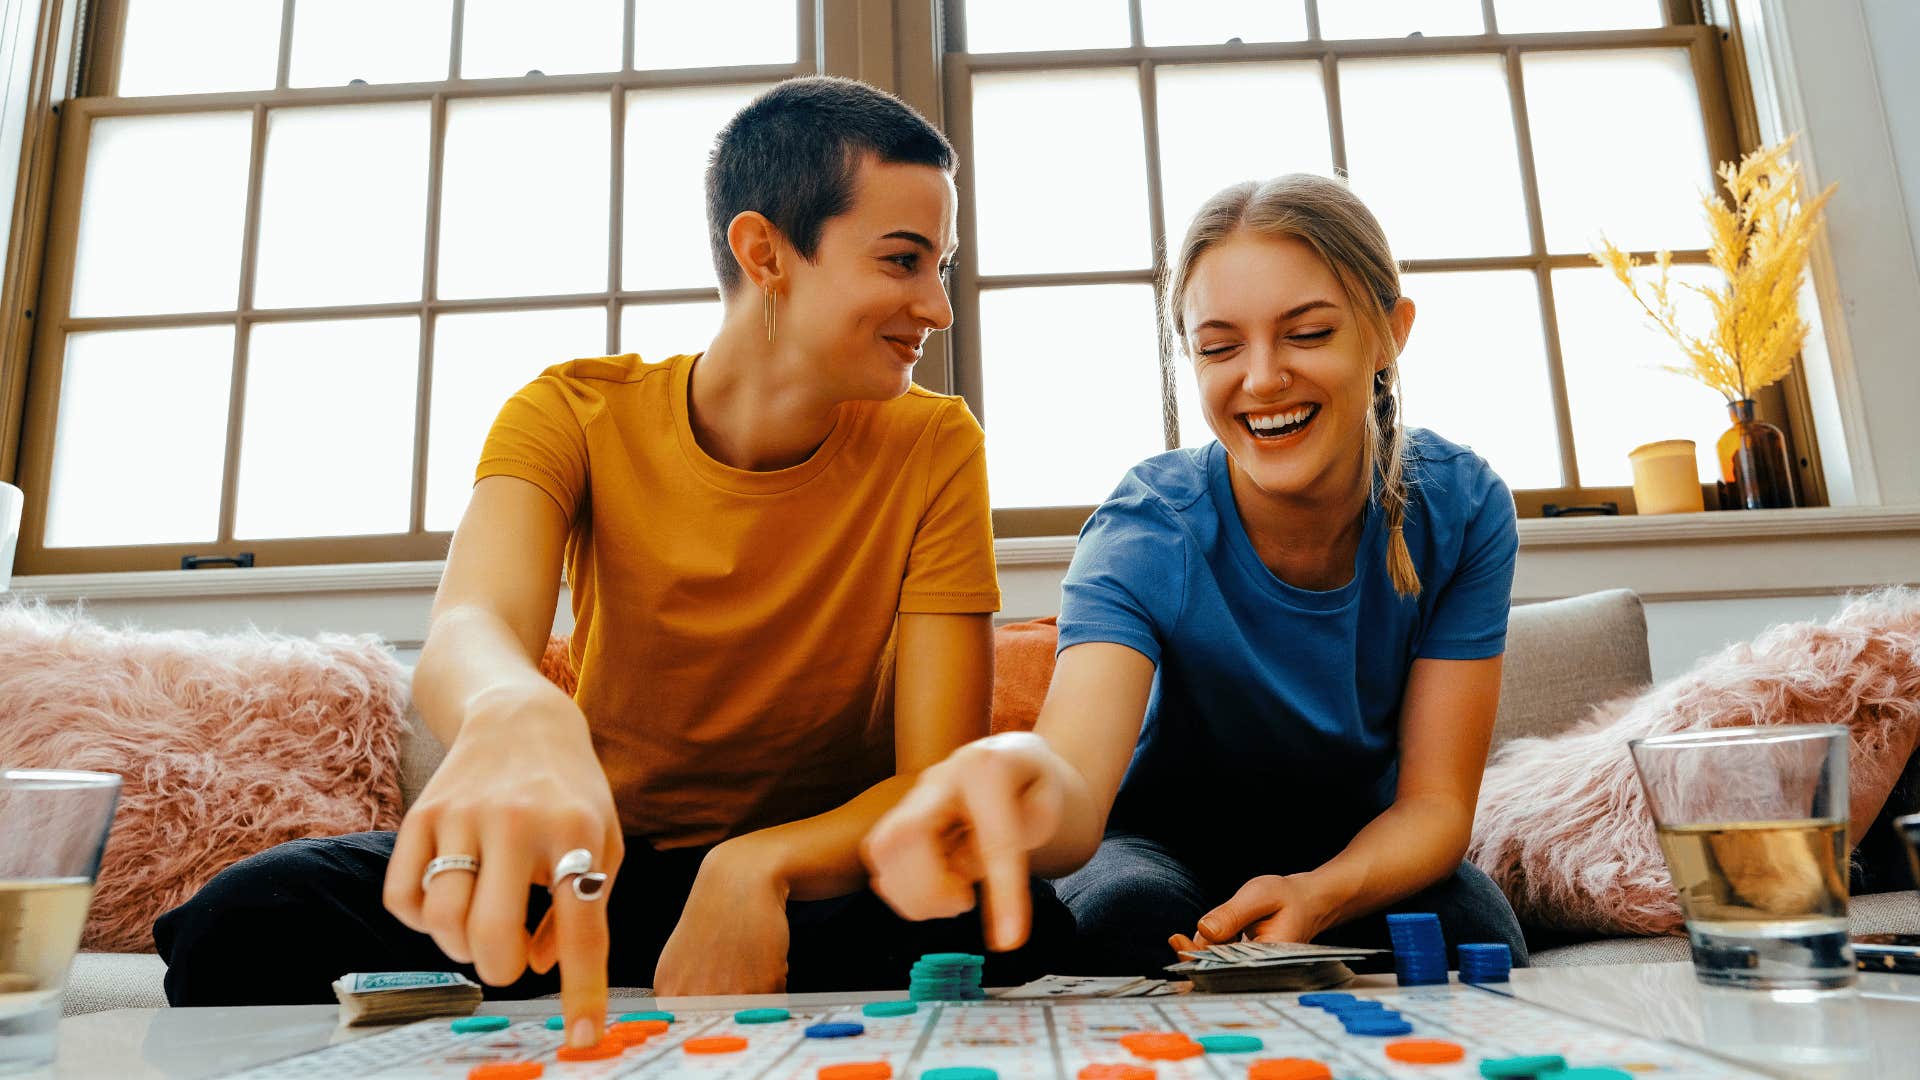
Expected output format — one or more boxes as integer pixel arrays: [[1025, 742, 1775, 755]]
[[153, 831, 1073, 1006], [1053, 832, 1530, 977]]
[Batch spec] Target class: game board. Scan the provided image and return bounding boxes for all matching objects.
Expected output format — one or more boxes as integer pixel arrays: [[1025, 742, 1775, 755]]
[[219, 983, 1785, 1079]]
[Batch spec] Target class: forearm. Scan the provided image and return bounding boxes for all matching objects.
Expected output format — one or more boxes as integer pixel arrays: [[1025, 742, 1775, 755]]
[[1305, 794, 1476, 934], [713, 773, 926, 902], [1027, 744, 1110, 879], [414, 604, 579, 747]]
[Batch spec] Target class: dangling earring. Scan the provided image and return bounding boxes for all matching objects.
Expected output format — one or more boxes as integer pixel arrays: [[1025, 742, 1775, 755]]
[[763, 286, 776, 344]]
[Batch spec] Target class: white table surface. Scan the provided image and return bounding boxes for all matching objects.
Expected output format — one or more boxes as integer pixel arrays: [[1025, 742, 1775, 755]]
[[33, 962, 1920, 1079]]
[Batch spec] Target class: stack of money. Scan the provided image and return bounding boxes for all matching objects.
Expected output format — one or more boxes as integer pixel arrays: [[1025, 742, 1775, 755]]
[[1164, 941, 1389, 994], [332, 971, 484, 1026]]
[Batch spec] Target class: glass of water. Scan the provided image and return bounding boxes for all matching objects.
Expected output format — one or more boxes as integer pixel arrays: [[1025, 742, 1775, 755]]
[[1628, 722, 1850, 983], [1630, 725, 1854, 990], [0, 770, 120, 1074]]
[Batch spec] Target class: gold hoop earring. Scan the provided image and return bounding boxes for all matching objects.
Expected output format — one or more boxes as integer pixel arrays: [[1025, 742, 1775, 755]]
[[763, 287, 776, 344]]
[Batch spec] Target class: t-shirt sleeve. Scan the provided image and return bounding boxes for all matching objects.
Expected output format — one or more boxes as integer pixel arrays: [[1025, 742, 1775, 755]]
[[474, 374, 589, 519], [1416, 464, 1518, 660], [1056, 490, 1186, 667], [899, 400, 1002, 614]]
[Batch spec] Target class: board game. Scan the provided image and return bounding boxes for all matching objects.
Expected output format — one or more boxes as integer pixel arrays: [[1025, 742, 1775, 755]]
[[219, 983, 1784, 1080]]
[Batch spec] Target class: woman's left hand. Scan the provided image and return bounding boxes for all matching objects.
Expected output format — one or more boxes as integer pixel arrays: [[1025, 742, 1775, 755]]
[[653, 842, 791, 996], [1168, 872, 1342, 953]]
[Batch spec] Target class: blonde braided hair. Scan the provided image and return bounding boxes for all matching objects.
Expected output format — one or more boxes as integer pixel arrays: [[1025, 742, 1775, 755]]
[[1162, 174, 1420, 597]]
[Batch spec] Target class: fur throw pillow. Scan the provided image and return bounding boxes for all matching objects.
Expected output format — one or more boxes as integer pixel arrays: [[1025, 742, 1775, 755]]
[[1468, 588, 1920, 937], [0, 602, 409, 951]]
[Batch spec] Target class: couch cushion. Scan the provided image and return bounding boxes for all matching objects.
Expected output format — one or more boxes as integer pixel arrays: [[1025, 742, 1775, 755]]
[[62, 952, 170, 1016], [0, 602, 409, 953], [1493, 589, 1651, 752]]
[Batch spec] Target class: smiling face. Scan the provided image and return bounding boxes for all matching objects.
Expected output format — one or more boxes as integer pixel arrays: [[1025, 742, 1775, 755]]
[[774, 154, 958, 401], [1182, 229, 1397, 507]]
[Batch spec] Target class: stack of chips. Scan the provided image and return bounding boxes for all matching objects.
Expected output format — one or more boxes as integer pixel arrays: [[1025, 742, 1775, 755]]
[[909, 952, 986, 1001], [1457, 943, 1512, 984], [1386, 913, 1448, 987]]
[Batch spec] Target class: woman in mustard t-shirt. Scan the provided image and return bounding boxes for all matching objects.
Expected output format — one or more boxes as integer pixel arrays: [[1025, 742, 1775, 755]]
[[154, 77, 1069, 1048]]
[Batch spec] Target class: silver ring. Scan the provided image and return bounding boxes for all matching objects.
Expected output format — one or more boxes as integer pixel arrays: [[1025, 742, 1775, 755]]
[[421, 854, 479, 893], [549, 848, 608, 903]]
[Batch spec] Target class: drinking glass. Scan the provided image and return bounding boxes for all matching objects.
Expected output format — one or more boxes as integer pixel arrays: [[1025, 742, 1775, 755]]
[[0, 770, 120, 1074], [1629, 725, 1855, 990]]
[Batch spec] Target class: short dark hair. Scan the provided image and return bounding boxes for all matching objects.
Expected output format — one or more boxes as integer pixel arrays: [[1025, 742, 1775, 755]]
[[705, 76, 955, 292]]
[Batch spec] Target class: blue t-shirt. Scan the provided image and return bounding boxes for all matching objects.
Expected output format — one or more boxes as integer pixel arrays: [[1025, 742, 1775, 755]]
[[1057, 428, 1517, 876]]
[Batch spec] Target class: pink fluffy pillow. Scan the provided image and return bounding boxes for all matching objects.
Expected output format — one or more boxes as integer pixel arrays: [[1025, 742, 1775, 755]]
[[1469, 588, 1920, 937], [0, 602, 409, 951]]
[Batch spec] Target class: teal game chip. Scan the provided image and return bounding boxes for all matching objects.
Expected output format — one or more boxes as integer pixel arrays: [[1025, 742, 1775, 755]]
[[618, 1010, 675, 1023], [863, 1001, 918, 1017], [735, 1008, 791, 1024], [1197, 1035, 1264, 1054], [449, 1015, 509, 1033]]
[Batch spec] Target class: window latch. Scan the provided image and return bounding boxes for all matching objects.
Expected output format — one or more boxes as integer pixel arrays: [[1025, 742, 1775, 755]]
[[181, 553, 256, 570], [1540, 503, 1620, 518]]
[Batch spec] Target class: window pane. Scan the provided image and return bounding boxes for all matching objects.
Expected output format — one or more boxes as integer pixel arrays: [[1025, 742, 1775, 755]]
[[1494, 0, 1663, 34], [460, 0, 622, 79], [236, 317, 419, 538], [1142, 1, 1307, 47], [620, 301, 721, 363], [255, 103, 431, 309], [1397, 270, 1562, 489], [1553, 265, 1729, 487], [972, 70, 1151, 275], [981, 284, 1162, 507], [634, 0, 795, 70], [117, 0, 280, 97], [1340, 56, 1530, 259], [1318, 0, 1482, 39], [624, 84, 770, 292], [70, 113, 252, 317], [1155, 63, 1330, 243], [426, 307, 607, 531], [289, 0, 453, 88], [45, 326, 233, 547], [439, 94, 611, 300], [962, 0, 1130, 53], [1525, 49, 1713, 254]]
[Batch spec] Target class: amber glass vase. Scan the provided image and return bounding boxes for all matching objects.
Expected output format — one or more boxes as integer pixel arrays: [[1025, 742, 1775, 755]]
[[1715, 398, 1797, 510]]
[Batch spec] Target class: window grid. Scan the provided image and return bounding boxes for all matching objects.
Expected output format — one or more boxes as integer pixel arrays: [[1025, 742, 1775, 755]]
[[15, 0, 818, 574], [942, 0, 1805, 535]]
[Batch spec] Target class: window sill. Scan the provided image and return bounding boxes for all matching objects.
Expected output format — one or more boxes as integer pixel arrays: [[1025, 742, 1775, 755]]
[[8, 505, 1916, 608]]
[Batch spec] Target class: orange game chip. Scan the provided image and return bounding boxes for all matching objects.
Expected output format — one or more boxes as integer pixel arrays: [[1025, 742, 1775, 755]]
[[1079, 1064, 1155, 1080], [469, 1063, 544, 1080], [1117, 1033, 1191, 1053], [1383, 1040, 1465, 1065], [555, 1036, 624, 1062], [616, 1019, 671, 1037], [1129, 1039, 1202, 1062], [607, 1022, 656, 1046], [1247, 1059, 1332, 1080], [819, 1061, 894, 1080], [684, 1036, 751, 1055]]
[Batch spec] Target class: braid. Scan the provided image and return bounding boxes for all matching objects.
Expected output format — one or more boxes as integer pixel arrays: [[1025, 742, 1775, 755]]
[[1372, 365, 1420, 597]]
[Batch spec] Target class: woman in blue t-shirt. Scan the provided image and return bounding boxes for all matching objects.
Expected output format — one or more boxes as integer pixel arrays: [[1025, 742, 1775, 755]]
[[862, 173, 1529, 976]]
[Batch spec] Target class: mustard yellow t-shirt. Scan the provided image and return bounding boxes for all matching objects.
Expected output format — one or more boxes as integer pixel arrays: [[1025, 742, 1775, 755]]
[[476, 352, 999, 848]]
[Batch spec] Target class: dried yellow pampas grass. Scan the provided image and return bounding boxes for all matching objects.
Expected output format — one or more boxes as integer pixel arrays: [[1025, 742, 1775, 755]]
[[1593, 135, 1835, 403]]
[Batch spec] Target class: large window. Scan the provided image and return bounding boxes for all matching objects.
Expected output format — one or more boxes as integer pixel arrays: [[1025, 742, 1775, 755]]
[[13, 0, 809, 573], [6, 0, 1828, 573], [942, 0, 1827, 535]]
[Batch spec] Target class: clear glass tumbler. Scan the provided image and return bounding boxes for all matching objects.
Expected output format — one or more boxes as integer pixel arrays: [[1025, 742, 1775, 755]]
[[0, 770, 120, 1074], [1629, 724, 1855, 990]]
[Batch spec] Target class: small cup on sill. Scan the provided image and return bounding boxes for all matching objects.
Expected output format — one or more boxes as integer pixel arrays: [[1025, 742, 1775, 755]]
[[1628, 440, 1706, 515]]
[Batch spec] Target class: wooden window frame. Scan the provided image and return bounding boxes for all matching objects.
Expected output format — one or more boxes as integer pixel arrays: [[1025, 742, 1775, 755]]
[[935, 0, 1828, 539], [8, 0, 855, 575]]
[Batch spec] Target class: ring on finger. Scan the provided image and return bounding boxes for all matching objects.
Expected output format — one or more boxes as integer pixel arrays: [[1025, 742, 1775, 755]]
[[421, 853, 479, 893], [550, 847, 609, 903]]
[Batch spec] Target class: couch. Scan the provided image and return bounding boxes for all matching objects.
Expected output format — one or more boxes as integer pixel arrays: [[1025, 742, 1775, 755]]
[[59, 589, 1920, 1015]]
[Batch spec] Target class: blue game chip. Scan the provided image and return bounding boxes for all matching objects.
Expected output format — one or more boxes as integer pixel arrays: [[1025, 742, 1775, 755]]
[[1343, 1017, 1414, 1037], [806, 1022, 866, 1039], [1297, 993, 1355, 1008]]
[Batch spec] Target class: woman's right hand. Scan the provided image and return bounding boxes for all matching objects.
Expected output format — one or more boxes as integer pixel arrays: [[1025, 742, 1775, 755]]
[[381, 684, 623, 1049], [862, 731, 1066, 952]]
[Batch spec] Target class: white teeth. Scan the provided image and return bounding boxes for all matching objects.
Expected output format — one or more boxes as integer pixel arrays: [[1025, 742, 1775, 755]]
[[1247, 406, 1312, 432]]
